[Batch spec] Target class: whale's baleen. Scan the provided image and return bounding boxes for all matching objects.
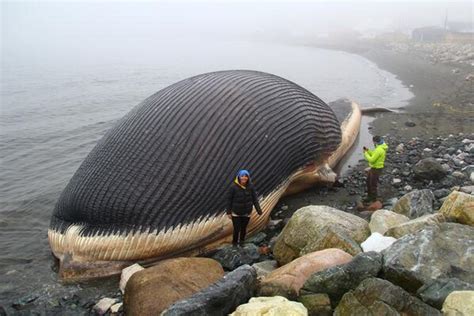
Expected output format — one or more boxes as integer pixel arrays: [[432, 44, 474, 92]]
[[49, 70, 361, 280]]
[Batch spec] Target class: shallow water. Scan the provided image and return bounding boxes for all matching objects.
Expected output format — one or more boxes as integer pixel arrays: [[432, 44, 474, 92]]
[[0, 39, 413, 306]]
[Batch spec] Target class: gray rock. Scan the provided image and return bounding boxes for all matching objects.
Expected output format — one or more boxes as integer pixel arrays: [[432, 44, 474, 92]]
[[334, 278, 441, 316], [246, 232, 266, 244], [382, 223, 474, 293], [298, 294, 332, 316], [417, 278, 474, 309], [251, 260, 278, 279], [162, 265, 257, 316], [391, 189, 435, 218], [301, 252, 382, 303], [212, 244, 260, 270], [460, 186, 474, 194], [12, 294, 39, 310], [385, 213, 446, 238], [413, 158, 447, 180], [434, 188, 450, 199], [453, 158, 464, 166]]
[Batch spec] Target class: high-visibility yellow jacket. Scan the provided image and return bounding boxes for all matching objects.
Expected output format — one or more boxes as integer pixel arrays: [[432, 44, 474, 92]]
[[364, 143, 388, 169]]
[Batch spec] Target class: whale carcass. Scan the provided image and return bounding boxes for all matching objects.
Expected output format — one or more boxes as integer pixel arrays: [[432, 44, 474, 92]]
[[48, 70, 361, 280]]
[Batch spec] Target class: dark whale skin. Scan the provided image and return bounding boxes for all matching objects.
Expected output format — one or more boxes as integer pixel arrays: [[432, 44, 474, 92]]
[[50, 70, 342, 241]]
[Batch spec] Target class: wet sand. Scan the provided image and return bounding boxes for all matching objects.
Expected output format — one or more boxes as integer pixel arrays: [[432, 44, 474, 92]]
[[329, 41, 474, 137]]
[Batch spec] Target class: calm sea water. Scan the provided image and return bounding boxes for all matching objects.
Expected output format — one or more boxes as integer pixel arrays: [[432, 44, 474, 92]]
[[0, 40, 413, 304]]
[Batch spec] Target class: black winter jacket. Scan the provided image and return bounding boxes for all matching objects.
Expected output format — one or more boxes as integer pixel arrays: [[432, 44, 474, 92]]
[[227, 182, 262, 216]]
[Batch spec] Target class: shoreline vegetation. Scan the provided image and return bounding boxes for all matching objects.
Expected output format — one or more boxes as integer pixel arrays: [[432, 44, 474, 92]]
[[4, 39, 474, 315]]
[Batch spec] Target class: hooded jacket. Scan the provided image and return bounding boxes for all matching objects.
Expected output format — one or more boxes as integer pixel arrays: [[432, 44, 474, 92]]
[[227, 177, 262, 216], [364, 142, 388, 169]]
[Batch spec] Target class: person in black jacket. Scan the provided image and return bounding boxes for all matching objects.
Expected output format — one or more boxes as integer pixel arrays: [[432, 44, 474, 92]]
[[227, 169, 262, 246]]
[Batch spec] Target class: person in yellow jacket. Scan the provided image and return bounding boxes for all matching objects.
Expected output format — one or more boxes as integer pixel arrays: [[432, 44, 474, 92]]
[[363, 135, 388, 202]]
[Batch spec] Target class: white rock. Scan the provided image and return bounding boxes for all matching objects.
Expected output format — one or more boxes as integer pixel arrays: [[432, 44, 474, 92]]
[[423, 148, 432, 152], [119, 263, 144, 294], [462, 138, 473, 144], [94, 298, 117, 315], [442, 164, 452, 172], [361, 233, 397, 253], [110, 302, 123, 314], [396, 144, 405, 153], [452, 171, 465, 179], [442, 291, 474, 315], [471, 172, 474, 183], [404, 185, 413, 191], [460, 186, 474, 194], [392, 178, 402, 184], [230, 296, 307, 316]]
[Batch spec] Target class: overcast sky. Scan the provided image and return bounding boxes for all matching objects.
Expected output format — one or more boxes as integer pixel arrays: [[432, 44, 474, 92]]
[[2, 1, 472, 64]]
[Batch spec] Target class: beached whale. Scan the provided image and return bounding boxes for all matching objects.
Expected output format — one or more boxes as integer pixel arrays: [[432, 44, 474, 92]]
[[48, 70, 361, 280]]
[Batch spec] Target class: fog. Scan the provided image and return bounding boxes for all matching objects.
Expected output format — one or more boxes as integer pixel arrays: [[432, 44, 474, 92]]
[[1, 1, 472, 66]]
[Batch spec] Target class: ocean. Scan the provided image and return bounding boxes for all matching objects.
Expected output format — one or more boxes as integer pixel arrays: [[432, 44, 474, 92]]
[[0, 39, 413, 305]]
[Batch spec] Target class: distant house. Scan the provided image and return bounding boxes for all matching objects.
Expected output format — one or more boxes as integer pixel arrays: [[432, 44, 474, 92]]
[[412, 27, 447, 42], [412, 26, 474, 43]]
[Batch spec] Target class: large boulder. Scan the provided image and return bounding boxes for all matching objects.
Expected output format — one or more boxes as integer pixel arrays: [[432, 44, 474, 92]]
[[391, 189, 435, 218], [438, 190, 474, 226], [417, 278, 474, 309], [212, 243, 260, 270], [124, 257, 224, 315], [334, 278, 441, 315], [369, 209, 409, 235], [258, 249, 353, 299], [162, 265, 257, 316], [385, 213, 446, 238], [301, 252, 382, 304], [382, 223, 474, 293], [413, 158, 447, 180], [273, 206, 370, 264], [442, 291, 474, 316], [230, 296, 307, 316]]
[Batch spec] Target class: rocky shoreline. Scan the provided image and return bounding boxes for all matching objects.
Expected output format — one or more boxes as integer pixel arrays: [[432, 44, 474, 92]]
[[5, 132, 472, 316]]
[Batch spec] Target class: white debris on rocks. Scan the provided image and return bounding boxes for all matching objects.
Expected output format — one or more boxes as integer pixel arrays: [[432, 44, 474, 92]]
[[361, 233, 397, 253], [119, 263, 144, 294], [110, 302, 123, 314], [396, 143, 405, 153], [93, 297, 117, 315]]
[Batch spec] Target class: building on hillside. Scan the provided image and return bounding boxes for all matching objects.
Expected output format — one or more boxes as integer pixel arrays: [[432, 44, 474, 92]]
[[412, 26, 473, 44]]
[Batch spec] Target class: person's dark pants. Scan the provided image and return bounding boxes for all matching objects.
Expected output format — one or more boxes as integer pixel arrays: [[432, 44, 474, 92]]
[[231, 215, 250, 245], [366, 168, 382, 202]]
